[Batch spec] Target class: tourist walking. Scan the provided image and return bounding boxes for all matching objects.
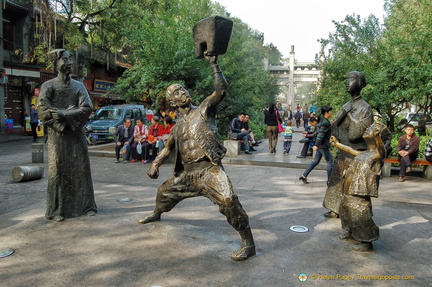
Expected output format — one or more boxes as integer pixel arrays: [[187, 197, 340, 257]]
[[299, 106, 333, 184], [294, 110, 302, 128], [264, 102, 282, 153], [29, 104, 39, 142], [282, 120, 294, 154], [302, 108, 310, 128]]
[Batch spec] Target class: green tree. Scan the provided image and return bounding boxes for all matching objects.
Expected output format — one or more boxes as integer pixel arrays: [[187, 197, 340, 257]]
[[33, 0, 281, 138], [213, 18, 279, 137], [102, 0, 213, 106], [317, 14, 382, 115], [317, 1, 432, 133], [104, 1, 280, 138], [31, 0, 122, 65], [375, 0, 432, 128]]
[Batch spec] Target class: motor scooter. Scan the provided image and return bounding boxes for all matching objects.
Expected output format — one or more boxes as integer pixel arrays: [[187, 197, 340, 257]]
[[85, 126, 97, 146]]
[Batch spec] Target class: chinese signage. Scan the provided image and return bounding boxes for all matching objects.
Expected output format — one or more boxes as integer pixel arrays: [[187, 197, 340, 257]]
[[94, 79, 116, 92]]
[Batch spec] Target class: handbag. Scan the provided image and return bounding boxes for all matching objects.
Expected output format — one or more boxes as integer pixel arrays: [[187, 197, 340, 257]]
[[276, 110, 284, 133], [299, 138, 310, 143], [278, 122, 284, 133], [136, 141, 142, 154], [121, 144, 127, 154]]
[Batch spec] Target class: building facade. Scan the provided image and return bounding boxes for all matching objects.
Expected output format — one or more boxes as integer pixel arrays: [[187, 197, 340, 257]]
[[1, 0, 126, 133]]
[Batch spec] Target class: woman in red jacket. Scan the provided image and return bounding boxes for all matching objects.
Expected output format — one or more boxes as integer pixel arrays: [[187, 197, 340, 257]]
[[146, 116, 164, 163], [157, 116, 175, 152]]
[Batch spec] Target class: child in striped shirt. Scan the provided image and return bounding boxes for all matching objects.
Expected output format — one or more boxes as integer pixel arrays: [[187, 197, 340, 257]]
[[282, 120, 295, 154]]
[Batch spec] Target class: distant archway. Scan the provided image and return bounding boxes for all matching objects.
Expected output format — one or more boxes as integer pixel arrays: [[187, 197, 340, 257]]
[[264, 46, 321, 111]]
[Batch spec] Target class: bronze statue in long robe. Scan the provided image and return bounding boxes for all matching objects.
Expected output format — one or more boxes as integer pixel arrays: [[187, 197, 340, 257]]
[[323, 71, 373, 217], [37, 50, 96, 222]]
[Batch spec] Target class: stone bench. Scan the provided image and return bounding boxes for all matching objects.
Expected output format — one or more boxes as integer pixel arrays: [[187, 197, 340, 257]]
[[223, 139, 245, 157], [382, 157, 432, 179]]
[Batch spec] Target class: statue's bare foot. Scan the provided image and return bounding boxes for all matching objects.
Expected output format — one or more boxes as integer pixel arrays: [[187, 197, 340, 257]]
[[324, 211, 339, 218], [339, 232, 354, 241], [231, 245, 256, 261], [351, 242, 373, 252], [138, 212, 161, 224], [53, 216, 64, 222]]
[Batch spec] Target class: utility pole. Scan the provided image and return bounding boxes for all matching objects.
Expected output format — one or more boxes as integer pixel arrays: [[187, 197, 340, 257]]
[[287, 45, 295, 113], [0, 3, 5, 135]]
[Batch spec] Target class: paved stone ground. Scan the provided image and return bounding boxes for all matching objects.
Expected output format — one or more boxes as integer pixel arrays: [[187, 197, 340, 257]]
[[0, 130, 431, 286]]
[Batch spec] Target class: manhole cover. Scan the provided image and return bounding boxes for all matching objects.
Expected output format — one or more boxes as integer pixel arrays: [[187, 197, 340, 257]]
[[0, 248, 15, 258], [290, 225, 308, 233]]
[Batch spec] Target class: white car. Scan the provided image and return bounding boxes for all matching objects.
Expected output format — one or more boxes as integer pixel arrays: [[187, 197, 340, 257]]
[[406, 112, 425, 127]]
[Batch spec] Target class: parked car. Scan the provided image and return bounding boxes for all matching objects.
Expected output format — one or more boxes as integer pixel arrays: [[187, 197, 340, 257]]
[[85, 104, 147, 143], [406, 112, 425, 127]]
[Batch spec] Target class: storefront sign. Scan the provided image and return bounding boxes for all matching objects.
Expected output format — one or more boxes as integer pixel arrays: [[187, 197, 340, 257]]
[[94, 79, 115, 92], [5, 68, 40, 78]]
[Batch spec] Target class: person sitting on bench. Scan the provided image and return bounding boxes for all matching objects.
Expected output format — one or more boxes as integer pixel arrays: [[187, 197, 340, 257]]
[[229, 113, 255, 154], [397, 124, 420, 182]]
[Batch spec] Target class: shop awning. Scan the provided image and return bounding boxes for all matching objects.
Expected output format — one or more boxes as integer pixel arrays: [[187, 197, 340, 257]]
[[89, 91, 122, 99]]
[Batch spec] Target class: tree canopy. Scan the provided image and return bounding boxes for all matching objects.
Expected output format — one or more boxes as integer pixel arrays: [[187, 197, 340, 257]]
[[32, 0, 282, 138], [317, 0, 432, 133]]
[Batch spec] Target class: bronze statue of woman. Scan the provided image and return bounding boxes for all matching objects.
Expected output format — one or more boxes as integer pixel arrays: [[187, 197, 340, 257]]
[[323, 71, 373, 218]]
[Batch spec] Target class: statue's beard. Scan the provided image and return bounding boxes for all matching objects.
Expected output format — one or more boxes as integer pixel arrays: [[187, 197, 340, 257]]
[[59, 67, 72, 76]]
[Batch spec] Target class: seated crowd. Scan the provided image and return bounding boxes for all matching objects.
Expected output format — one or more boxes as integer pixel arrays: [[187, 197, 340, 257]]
[[114, 107, 432, 172], [114, 115, 174, 164]]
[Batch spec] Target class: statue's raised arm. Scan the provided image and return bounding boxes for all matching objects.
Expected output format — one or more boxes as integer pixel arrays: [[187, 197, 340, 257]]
[[205, 54, 228, 107], [194, 16, 232, 108]]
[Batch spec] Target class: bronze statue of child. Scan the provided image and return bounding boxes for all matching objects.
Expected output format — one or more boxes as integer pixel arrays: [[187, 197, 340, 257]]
[[330, 122, 386, 251]]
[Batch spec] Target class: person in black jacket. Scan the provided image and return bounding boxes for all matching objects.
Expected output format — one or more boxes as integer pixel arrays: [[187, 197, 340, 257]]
[[243, 114, 259, 146], [299, 106, 333, 184], [294, 110, 302, 128], [229, 113, 255, 154], [297, 116, 319, 158], [396, 124, 420, 182], [264, 103, 282, 153], [114, 118, 134, 163], [302, 107, 310, 128]]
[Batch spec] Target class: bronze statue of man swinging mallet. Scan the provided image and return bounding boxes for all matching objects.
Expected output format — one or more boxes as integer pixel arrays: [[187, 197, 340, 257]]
[[138, 16, 256, 261]]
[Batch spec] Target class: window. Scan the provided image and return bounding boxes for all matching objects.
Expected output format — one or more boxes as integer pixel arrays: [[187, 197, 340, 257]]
[[93, 108, 122, 120], [125, 109, 133, 119], [3, 22, 14, 51], [134, 108, 143, 119]]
